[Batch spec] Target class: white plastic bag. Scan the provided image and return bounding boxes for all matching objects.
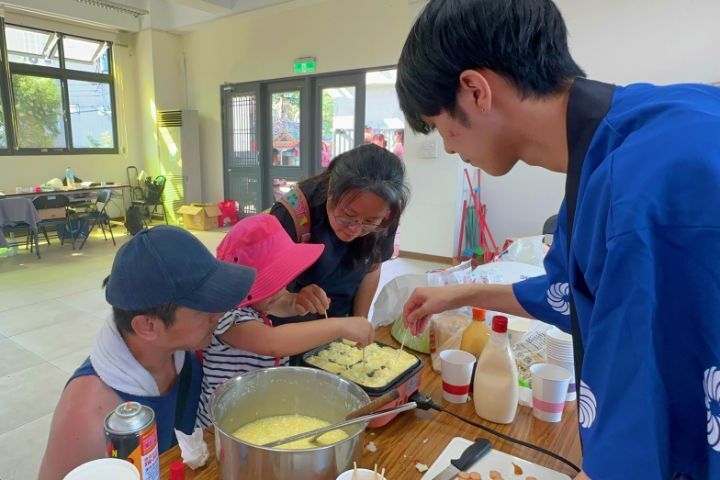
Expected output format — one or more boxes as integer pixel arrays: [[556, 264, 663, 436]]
[[495, 236, 548, 267], [429, 312, 472, 372], [371, 273, 428, 328]]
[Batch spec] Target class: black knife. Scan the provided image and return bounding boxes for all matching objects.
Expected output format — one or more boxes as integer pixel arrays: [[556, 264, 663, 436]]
[[431, 438, 492, 480]]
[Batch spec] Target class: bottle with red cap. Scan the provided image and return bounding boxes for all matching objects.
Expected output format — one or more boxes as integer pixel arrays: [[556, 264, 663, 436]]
[[472, 315, 519, 424], [169, 460, 185, 480]]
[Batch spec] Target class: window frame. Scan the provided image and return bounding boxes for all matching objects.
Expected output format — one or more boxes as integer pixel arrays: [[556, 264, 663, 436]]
[[0, 18, 118, 155]]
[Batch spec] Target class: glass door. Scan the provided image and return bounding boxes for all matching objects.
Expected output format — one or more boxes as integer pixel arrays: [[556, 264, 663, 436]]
[[314, 73, 364, 171], [265, 80, 309, 206], [222, 83, 261, 216]]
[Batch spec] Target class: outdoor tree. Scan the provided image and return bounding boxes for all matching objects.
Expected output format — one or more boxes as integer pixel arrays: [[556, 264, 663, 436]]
[[321, 91, 334, 139], [12, 75, 63, 148]]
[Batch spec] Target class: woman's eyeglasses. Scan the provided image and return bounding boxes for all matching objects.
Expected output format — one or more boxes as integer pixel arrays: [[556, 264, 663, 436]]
[[333, 214, 385, 234]]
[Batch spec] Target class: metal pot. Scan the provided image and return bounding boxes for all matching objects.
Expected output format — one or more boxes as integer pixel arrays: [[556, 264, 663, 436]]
[[211, 366, 370, 479]]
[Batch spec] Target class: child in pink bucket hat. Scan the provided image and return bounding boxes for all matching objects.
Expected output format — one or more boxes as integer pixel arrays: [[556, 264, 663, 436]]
[[195, 214, 375, 428]]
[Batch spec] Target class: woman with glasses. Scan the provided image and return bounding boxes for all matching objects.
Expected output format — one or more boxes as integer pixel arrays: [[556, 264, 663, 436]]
[[269, 143, 409, 329]]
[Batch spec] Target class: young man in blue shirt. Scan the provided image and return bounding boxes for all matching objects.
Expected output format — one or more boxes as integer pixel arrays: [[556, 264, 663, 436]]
[[397, 1, 720, 478]]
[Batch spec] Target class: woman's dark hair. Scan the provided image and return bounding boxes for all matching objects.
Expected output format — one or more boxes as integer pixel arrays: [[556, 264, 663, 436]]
[[396, 0, 585, 134], [303, 143, 409, 266], [102, 276, 179, 334]]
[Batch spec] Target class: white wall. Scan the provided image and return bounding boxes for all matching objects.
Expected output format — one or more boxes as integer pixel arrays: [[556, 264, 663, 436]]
[[475, 0, 720, 245], [180, 0, 409, 204]]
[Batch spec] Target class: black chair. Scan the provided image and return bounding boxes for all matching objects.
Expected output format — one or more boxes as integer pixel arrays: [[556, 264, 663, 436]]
[[542, 214, 558, 235], [132, 175, 167, 226], [78, 189, 116, 250], [32, 194, 73, 248]]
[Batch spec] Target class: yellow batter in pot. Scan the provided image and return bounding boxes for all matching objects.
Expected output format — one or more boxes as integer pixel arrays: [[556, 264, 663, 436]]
[[233, 415, 348, 449]]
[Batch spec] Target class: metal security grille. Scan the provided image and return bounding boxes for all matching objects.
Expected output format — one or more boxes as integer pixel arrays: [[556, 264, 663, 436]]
[[230, 94, 258, 167]]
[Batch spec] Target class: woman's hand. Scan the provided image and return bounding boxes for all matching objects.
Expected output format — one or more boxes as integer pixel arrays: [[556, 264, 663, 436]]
[[340, 316, 375, 348], [292, 284, 331, 316]]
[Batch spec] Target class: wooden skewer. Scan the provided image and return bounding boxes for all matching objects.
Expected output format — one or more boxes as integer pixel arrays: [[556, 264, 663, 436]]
[[373, 464, 378, 478], [380, 467, 385, 479], [352, 461, 358, 480], [324, 310, 329, 319], [398, 330, 408, 358]]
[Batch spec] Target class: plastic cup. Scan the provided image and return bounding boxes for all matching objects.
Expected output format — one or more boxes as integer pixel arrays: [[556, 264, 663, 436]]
[[439, 349, 476, 403], [336, 468, 387, 480], [530, 363, 571, 423], [63, 458, 140, 480], [546, 356, 577, 402]]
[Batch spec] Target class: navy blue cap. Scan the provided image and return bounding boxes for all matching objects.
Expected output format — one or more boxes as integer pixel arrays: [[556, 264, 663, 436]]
[[105, 226, 255, 312]]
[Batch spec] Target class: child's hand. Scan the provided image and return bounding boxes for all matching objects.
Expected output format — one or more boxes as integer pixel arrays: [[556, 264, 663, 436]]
[[292, 284, 331, 316], [342, 316, 375, 348]]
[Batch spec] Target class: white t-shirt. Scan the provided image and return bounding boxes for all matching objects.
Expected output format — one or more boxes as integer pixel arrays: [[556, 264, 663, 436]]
[[195, 307, 288, 429]]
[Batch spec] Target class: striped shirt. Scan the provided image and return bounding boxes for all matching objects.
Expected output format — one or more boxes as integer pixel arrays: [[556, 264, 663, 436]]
[[195, 307, 288, 429]]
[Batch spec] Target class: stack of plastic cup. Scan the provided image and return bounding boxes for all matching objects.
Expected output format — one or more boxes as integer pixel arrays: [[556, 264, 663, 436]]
[[545, 327, 576, 401]]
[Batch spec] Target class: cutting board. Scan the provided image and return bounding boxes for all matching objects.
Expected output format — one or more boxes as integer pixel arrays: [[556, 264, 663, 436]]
[[420, 437, 571, 480]]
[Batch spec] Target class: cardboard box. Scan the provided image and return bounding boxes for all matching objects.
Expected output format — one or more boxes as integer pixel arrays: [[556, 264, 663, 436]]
[[177, 203, 222, 231], [37, 207, 66, 221]]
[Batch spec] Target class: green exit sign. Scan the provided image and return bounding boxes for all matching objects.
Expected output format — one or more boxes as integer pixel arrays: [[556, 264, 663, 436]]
[[294, 57, 316, 74]]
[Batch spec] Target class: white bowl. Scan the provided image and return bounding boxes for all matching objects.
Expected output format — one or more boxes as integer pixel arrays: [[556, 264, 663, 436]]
[[64, 459, 139, 480], [546, 327, 573, 344], [337, 468, 387, 480]]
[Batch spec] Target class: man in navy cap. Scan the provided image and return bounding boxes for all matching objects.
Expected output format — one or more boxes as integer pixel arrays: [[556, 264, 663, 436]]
[[39, 226, 255, 480]]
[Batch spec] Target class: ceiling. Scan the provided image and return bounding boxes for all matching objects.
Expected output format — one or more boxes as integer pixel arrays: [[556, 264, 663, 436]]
[[1, 0, 298, 32]]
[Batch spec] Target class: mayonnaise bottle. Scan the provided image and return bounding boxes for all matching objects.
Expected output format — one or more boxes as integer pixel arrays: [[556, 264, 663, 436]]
[[472, 315, 519, 424]]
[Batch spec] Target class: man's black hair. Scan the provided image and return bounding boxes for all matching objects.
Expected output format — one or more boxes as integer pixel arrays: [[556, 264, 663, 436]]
[[102, 276, 178, 334], [396, 0, 586, 133]]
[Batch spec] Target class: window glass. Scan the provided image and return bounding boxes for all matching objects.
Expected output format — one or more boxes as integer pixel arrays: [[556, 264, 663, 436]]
[[68, 80, 114, 148], [12, 74, 66, 148]]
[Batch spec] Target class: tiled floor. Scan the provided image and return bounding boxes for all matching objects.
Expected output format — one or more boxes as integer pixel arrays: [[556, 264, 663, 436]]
[[0, 227, 444, 480]]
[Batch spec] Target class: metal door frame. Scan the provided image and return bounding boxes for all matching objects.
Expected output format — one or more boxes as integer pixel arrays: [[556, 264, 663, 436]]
[[312, 73, 365, 174], [221, 65, 396, 211], [263, 78, 310, 208], [221, 82, 261, 215]]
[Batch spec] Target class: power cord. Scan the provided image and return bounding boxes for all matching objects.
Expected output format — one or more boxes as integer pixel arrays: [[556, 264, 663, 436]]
[[409, 391, 581, 474]]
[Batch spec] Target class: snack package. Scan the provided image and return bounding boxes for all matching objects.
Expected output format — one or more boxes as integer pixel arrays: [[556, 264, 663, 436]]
[[511, 321, 553, 406], [429, 311, 473, 372]]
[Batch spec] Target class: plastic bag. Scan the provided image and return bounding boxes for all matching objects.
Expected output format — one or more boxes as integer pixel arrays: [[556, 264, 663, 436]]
[[495, 236, 549, 267], [429, 312, 472, 372]]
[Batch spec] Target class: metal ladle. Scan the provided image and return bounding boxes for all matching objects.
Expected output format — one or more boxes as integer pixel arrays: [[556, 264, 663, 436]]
[[261, 401, 417, 449]]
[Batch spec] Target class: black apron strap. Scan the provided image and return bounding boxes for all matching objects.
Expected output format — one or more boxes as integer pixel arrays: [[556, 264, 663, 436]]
[[564, 78, 615, 402], [173, 352, 193, 441]]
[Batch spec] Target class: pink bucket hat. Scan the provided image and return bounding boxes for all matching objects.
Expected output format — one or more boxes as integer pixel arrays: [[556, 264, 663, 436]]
[[216, 214, 324, 307]]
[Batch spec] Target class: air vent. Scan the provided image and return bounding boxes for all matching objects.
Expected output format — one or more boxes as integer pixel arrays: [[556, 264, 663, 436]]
[[158, 110, 183, 127]]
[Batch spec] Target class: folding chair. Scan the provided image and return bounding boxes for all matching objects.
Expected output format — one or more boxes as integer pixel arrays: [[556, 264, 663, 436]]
[[0, 197, 41, 258], [78, 189, 116, 250], [126, 166, 144, 203], [33, 194, 74, 249]]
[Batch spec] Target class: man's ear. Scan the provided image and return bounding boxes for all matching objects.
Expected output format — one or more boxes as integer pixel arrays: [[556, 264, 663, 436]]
[[130, 314, 161, 341], [459, 69, 492, 113]]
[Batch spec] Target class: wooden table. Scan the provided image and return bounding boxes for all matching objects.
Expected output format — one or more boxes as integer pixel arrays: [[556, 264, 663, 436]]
[[160, 327, 582, 479]]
